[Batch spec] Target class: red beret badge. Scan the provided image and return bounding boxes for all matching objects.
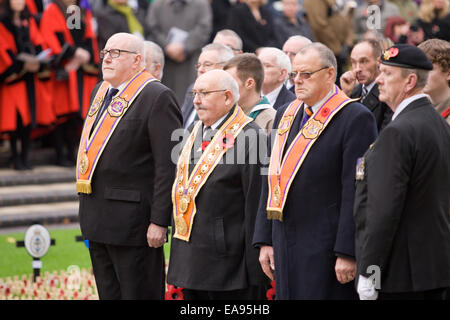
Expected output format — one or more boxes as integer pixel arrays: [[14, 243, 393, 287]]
[[383, 47, 399, 61]]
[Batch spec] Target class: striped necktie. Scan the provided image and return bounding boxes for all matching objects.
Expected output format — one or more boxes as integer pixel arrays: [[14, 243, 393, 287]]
[[300, 105, 314, 128], [361, 86, 368, 101]]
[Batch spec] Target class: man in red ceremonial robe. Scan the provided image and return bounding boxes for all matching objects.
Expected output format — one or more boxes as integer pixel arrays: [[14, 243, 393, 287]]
[[0, 0, 55, 169], [40, 0, 99, 166]]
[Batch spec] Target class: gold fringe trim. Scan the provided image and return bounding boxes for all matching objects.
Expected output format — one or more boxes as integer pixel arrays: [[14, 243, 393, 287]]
[[267, 210, 283, 221], [76, 180, 92, 194]]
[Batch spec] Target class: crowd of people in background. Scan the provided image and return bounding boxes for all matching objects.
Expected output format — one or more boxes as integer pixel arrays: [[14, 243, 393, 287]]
[[1, 0, 448, 301], [0, 0, 449, 170]]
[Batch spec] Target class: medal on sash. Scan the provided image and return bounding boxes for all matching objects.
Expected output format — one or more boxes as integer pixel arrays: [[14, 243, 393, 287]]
[[76, 69, 158, 194], [267, 85, 357, 221], [172, 106, 252, 242]]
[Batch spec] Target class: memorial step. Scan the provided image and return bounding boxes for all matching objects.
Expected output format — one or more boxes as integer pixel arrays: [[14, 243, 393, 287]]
[[0, 183, 77, 207], [0, 166, 75, 187], [0, 201, 79, 228]]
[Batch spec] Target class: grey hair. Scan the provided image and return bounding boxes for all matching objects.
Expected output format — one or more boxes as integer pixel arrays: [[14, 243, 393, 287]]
[[286, 35, 312, 46], [202, 43, 234, 64], [401, 68, 429, 89], [259, 46, 292, 74], [214, 29, 243, 51], [299, 42, 337, 81], [218, 71, 240, 104], [144, 40, 165, 72]]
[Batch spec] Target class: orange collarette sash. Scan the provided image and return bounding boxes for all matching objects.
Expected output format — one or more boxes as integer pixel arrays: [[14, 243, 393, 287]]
[[267, 85, 356, 221], [76, 69, 157, 194], [172, 106, 253, 241]]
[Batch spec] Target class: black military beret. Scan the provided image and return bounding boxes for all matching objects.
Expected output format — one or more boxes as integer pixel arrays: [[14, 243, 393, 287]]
[[380, 44, 433, 70]]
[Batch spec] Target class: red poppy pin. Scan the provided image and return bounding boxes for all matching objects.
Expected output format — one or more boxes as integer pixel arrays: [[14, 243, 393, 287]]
[[201, 141, 210, 151], [220, 133, 235, 149], [389, 47, 399, 57], [321, 107, 330, 117]]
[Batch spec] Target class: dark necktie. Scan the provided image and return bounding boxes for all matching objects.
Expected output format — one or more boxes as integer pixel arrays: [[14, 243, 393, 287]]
[[91, 88, 119, 134], [300, 106, 314, 128], [361, 86, 368, 102]]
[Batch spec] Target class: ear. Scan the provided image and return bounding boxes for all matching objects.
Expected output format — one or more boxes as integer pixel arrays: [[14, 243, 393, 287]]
[[245, 77, 255, 90], [134, 54, 143, 68], [280, 69, 288, 82], [405, 72, 418, 92], [328, 67, 336, 83], [224, 89, 233, 105]]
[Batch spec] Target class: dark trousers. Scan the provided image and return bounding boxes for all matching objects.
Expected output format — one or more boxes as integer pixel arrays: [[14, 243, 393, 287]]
[[379, 287, 448, 300], [183, 285, 268, 300], [89, 241, 165, 300]]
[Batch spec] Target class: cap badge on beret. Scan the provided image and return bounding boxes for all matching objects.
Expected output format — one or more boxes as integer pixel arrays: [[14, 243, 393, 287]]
[[383, 47, 399, 61]]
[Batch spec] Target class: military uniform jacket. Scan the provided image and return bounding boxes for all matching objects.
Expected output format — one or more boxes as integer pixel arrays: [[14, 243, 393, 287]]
[[354, 97, 450, 293], [78, 80, 182, 246], [167, 110, 268, 291]]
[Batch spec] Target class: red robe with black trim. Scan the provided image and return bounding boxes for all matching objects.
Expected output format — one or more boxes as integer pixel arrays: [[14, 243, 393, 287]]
[[0, 16, 55, 133], [39, 3, 99, 118]]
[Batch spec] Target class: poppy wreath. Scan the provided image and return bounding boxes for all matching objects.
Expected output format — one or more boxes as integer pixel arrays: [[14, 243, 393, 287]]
[[266, 280, 276, 300], [165, 285, 184, 300]]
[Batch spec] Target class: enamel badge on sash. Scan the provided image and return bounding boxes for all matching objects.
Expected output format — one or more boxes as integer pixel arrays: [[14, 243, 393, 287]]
[[108, 97, 129, 117]]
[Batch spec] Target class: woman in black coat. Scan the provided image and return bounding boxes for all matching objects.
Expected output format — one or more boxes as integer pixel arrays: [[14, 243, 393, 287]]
[[227, 0, 278, 53]]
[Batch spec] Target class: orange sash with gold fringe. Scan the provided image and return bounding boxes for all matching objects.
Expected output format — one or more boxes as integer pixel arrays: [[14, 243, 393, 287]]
[[267, 85, 356, 221], [76, 69, 157, 194], [172, 106, 253, 241]]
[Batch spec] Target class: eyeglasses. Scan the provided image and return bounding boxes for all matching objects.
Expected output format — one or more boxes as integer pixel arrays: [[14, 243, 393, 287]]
[[190, 89, 227, 99], [289, 66, 330, 80], [100, 49, 138, 59], [195, 61, 226, 70]]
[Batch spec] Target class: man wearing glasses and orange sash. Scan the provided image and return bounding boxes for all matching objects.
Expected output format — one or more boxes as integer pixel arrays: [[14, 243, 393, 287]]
[[167, 69, 269, 300], [253, 43, 377, 299], [76, 33, 182, 299]]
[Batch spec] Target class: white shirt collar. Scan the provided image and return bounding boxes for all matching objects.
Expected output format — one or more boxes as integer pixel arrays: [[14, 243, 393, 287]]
[[304, 88, 334, 114], [203, 112, 229, 136], [362, 81, 376, 94], [392, 93, 428, 121], [108, 82, 127, 96], [264, 84, 284, 107]]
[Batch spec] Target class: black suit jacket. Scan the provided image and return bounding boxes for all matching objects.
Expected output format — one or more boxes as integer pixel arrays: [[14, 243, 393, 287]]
[[79, 80, 182, 246], [272, 84, 296, 110], [227, 3, 277, 53], [351, 83, 392, 132], [354, 97, 450, 293], [167, 109, 268, 291]]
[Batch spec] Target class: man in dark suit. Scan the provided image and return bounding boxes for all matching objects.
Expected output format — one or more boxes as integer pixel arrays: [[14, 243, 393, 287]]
[[76, 33, 182, 299], [340, 39, 392, 132], [253, 43, 377, 299], [167, 69, 268, 299], [180, 43, 234, 128], [258, 47, 296, 111], [354, 44, 450, 300]]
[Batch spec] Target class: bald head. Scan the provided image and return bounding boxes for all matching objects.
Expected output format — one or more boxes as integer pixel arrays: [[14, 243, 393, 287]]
[[193, 70, 240, 126], [282, 36, 312, 63], [102, 33, 145, 87]]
